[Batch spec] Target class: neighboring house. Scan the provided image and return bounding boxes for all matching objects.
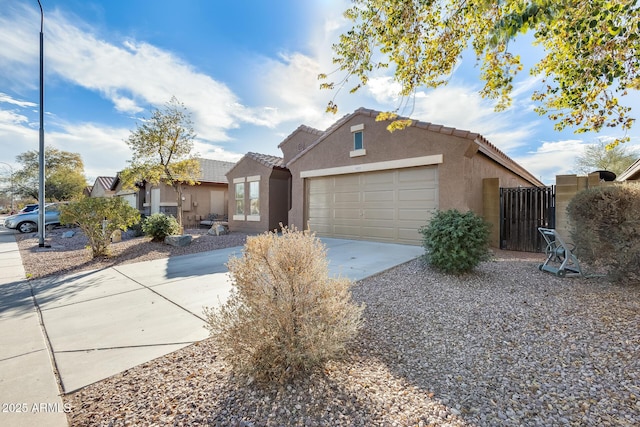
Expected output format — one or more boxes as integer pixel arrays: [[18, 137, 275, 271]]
[[226, 152, 291, 233], [113, 158, 236, 227], [110, 174, 144, 211], [617, 158, 640, 181], [229, 107, 543, 245], [89, 176, 116, 198]]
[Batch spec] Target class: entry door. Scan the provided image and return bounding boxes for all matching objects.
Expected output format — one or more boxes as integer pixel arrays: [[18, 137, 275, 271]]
[[210, 190, 225, 216], [151, 188, 160, 214]]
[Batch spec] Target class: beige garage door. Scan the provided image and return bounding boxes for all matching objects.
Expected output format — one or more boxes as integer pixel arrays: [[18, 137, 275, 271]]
[[306, 166, 438, 245]]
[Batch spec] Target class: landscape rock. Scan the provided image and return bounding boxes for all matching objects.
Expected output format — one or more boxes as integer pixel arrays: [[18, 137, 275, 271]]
[[164, 234, 192, 247], [207, 222, 229, 236], [61, 231, 75, 238]]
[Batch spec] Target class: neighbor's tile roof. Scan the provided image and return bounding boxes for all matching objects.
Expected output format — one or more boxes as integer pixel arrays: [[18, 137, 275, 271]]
[[198, 158, 237, 183], [95, 176, 115, 190]]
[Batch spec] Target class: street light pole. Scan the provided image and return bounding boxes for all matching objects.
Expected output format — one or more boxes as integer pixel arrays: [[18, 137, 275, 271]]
[[37, 0, 45, 247]]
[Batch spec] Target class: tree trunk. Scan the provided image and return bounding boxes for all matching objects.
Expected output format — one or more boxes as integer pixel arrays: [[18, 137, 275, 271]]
[[175, 183, 183, 229]]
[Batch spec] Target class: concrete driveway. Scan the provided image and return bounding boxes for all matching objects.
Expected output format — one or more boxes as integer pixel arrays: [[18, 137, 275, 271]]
[[1, 231, 423, 426]]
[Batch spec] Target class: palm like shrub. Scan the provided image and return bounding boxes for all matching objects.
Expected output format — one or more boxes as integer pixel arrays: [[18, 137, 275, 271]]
[[204, 226, 363, 384]]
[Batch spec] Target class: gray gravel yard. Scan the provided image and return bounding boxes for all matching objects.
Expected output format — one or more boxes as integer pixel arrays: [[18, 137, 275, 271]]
[[63, 252, 640, 426]]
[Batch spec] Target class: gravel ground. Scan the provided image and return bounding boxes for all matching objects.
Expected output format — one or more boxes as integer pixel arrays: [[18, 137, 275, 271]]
[[57, 247, 639, 426], [15, 226, 249, 279]]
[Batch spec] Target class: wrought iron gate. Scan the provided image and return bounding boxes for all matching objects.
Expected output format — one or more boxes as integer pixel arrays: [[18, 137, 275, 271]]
[[500, 186, 556, 252]]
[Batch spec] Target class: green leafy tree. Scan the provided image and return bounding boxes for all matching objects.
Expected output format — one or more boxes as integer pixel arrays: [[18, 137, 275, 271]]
[[323, 0, 640, 145], [120, 97, 200, 228], [60, 197, 140, 258], [574, 139, 638, 175], [13, 147, 87, 201]]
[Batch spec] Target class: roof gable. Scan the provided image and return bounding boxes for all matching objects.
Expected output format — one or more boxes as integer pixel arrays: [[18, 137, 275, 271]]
[[286, 107, 543, 187], [93, 176, 115, 191], [226, 152, 286, 177]]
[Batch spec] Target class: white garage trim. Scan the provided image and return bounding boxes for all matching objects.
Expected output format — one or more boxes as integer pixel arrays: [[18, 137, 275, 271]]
[[300, 154, 443, 178]]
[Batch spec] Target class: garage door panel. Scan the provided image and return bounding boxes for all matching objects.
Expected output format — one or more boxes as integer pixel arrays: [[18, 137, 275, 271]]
[[399, 167, 437, 183], [361, 226, 395, 239], [362, 170, 395, 184], [308, 207, 330, 219], [398, 208, 434, 222], [334, 192, 361, 203], [334, 209, 360, 219], [398, 228, 424, 241], [333, 225, 362, 237], [398, 188, 437, 202], [363, 190, 394, 202], [310, 222, 331, 234], [363, 209, 395, 220], [306, 166, 438, 245]]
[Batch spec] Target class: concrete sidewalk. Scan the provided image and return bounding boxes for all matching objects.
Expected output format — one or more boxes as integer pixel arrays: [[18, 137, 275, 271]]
[[0, 228, 423, 427], [0, 228, 68, 427]]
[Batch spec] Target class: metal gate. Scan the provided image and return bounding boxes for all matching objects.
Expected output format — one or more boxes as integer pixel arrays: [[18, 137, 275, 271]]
[[500, 186, 555, 252]]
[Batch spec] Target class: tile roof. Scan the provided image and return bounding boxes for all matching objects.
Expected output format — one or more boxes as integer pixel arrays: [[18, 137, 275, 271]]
[[286, 107, 544, 187], [277, 125, 324, 149], [198, 158, 237, 183], [245, 152, 285, 168], [225, 152, 286, 177]]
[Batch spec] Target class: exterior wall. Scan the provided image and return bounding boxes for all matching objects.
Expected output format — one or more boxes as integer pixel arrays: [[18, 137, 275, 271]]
[[287, 112, 536, 231], [555, 173, 604, 244], [482, 178, 501, 248], [226, 159, 271, 233], [465, 154, 538, 215], [90, 184, 115, 198], [142, 181, 228, 227], [268, 169, 291, 230], [279, 129, 321, 164]]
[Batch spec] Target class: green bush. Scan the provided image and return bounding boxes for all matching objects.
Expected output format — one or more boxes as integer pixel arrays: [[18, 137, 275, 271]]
[[419, 209, 491, 274], [142, 213, 181, 241], [60, 197, 140, 258], [567, 184, 640, 284], [127, 215, 146, 237], [203, 226, 363, 384]]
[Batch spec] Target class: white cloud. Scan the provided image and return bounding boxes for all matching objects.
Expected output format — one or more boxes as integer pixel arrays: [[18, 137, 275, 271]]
[[45, 122, 132, 181], [0, 93, 37, 109], [366, 78, 539, 152], [513, 140, 587, 184]]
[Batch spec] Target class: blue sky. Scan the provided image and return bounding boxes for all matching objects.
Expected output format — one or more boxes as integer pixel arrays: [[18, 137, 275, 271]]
[[1, 0, 639, 186]]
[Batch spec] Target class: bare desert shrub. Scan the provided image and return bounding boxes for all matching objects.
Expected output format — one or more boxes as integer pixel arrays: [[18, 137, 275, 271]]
[[204, 226, 363, 384]]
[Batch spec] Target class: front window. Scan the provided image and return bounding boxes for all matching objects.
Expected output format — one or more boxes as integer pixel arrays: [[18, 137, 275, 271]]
[[354, 130, 363, 150], [235, 183, 244, 215], [249, 181, 259, 215]]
